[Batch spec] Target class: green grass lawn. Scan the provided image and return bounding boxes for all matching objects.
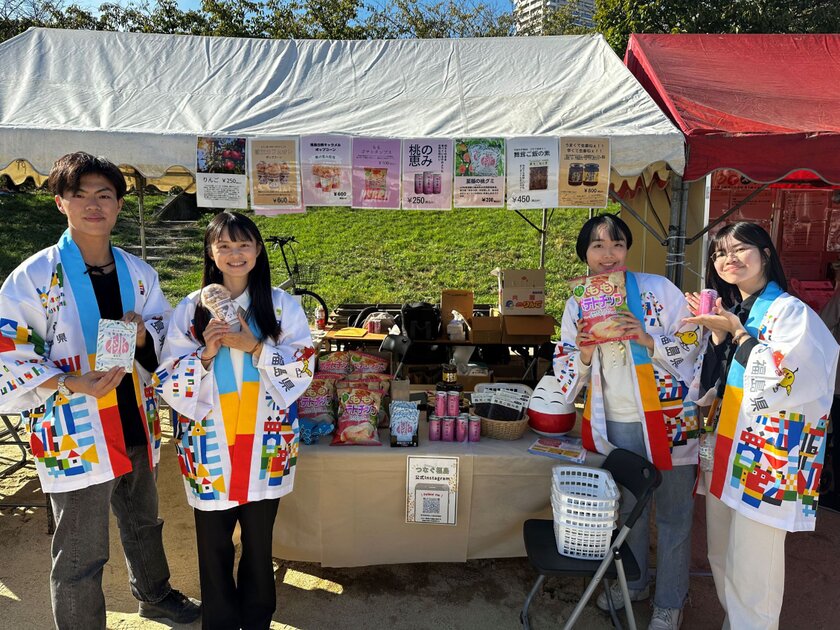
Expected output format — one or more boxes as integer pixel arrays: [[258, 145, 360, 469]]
[[0, 190, 602, 320]]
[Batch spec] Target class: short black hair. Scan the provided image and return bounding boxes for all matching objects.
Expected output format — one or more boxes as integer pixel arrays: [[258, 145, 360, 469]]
[[47, 152, 127, 199], [705, 222, 788, 307], [575, 213, 633, 263]]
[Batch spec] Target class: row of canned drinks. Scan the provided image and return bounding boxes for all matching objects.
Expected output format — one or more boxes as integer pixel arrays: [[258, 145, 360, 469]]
[[428, 414, 481, 443]]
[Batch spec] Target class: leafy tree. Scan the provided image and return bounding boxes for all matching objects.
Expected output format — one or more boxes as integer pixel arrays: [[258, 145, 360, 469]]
[[595, 0, 840, 56], [367, 0, 514, 39]]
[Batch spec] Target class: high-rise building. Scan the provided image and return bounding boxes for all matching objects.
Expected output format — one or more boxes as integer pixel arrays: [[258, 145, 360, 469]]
[[514, 0, 595, 35]]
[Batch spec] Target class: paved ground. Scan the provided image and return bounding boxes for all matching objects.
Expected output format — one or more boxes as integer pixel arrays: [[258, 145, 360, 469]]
[[3, 421, 839, 629]]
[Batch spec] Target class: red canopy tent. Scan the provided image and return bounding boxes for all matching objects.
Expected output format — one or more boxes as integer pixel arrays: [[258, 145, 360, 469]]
[[625, 33, 840, 185], [623, 34, 840, 296]]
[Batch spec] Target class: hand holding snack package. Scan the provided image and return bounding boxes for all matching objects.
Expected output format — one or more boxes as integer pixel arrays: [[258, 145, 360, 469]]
[[200, 283, 241, 332], [568, 268, 637, 346], [95, 319, 137, 372]]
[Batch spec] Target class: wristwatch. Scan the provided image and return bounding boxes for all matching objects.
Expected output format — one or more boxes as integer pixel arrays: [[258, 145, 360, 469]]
[[57, 374, 72, 398]]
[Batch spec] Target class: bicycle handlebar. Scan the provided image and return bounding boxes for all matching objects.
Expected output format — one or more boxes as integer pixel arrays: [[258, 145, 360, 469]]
[[265, 236, 297, 247]]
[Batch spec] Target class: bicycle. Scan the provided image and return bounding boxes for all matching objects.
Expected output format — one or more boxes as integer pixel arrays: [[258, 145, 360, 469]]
[[265, 235, 329, 329]]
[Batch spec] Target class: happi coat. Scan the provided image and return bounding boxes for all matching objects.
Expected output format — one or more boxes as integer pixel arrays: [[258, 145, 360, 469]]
[[0, 230, 170, 493], [554, 272, 702, 469], [706, 283, 839, 532], [155, 288, 315, 511]]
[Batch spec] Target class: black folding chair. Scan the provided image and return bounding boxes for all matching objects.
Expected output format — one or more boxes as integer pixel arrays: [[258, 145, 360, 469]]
[[521, 449, 662, 630]]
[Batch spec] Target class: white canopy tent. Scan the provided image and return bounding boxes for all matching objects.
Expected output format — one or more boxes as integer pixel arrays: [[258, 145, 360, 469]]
[[0, 28, 685, 261]]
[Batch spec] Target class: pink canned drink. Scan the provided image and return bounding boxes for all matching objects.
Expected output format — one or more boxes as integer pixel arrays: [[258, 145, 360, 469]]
[[428, 416, 441, 441], [446, 391, 460, 416], [423, 171, 434, 195], [414, 173, 424, 194], [698, 289, 718, 315], [435, 391, 447, 417], [432, 174, 442, 195], [441, 417, 455, 442], [456, 414, 469, 442], [468, 415, 481, 442]]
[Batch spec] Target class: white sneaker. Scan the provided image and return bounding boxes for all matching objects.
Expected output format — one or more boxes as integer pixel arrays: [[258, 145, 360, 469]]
[[648, 606, 684, 630], [595, 581, 650, 612]]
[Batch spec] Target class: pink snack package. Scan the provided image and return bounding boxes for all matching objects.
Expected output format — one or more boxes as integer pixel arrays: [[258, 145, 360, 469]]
[[317, 351, 352, 374], [567, 268, 637, 346], [298, 378, 337, 421], [348, 351, 390, 374], [330, 387, 383, 446]]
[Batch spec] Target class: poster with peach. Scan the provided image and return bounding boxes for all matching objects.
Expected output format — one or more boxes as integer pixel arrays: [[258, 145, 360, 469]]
[[300, 134, 352, 207], [351, 138, 401, 209], [453, 137, 505, 208], [568, 269, 636, 346], [195, 136, 248, 209], [248, 137, 303, 215]]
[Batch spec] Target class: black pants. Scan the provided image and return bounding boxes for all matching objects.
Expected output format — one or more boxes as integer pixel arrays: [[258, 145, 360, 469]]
[[193, 499, 280, 630]]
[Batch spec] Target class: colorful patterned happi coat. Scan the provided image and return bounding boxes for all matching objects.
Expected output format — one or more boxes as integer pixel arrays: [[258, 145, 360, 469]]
[[709, 282, 839, 532], [554, 272, 703, 469], [0, 230, 170, 493], [155, 288, 314, 510]]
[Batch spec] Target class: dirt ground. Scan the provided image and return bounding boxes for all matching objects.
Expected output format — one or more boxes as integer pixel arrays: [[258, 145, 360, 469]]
[[3, 416, 839, 630]]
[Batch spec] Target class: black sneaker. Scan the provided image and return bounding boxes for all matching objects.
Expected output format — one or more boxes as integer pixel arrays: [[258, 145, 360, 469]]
[[138, 589, 201, 624]]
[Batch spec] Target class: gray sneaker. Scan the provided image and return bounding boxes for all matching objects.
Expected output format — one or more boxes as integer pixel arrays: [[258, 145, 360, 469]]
[[648, 606, 684, 630], [595, 581, 650, 611]]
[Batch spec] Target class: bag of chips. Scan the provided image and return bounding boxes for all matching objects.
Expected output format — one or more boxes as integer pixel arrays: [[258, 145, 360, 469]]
[[331, 387, 383, 446], [299, 418, 334, 445], [318, 351, 352, 374], [567, 269, 637, 346], [298, 377, 337, 422], [348, 351, 390, 374]]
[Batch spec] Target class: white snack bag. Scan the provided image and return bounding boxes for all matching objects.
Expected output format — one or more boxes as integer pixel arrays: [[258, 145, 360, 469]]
[[200, 283, 241, 332], [95, 319, 137, 372]]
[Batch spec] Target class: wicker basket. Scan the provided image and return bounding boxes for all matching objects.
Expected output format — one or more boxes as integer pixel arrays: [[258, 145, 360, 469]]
[[479, 414, 530, 440]]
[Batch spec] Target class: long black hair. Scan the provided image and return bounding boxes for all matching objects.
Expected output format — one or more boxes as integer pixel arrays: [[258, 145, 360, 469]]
[[193, 211, 281, 344], [575, 213, 633, 263], [705, 222, 788, 308]]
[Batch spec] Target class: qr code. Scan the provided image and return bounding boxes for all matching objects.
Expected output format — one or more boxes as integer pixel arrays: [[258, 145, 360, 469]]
[[422, 496, 441, 514]]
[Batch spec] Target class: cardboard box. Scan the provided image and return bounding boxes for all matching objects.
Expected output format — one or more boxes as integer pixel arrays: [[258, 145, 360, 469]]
[[501, 315, 556, 345], [456, 373, 493, 392], [441, 290, 474, 328], [493, 268, 546, 315], [469, 316, 502, 343]]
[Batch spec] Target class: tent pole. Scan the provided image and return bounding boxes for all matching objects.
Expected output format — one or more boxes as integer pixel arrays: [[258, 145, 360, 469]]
[[675, 179, 689, 289], [539, 208, 547, 269], [136, 174, 147, 261], [665, 174, 684, 286]]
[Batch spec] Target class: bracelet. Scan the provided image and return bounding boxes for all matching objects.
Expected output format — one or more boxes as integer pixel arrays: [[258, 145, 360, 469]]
[[249, 340, 262, 355], [202, 352, 216, 361], [732, 330, 751, 346]]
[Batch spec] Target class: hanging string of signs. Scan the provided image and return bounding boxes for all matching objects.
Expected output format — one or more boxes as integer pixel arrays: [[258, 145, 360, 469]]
[[194, 134, 611, 214]]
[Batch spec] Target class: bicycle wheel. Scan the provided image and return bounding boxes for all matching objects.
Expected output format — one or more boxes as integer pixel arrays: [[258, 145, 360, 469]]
[[292, 288, 328, 329]]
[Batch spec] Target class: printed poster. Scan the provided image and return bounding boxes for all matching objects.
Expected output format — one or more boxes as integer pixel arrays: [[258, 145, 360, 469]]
[[351, 138, 401, 209], [506, 137, 559, 209], [406, 456, 458, 525], [300, 134, 353, 207], [400, 138, 453, 210], [195, 136, 248, 209], [248, 137, 303, 215], [453, 138, 505, 208], [558, 137, 610, 208]]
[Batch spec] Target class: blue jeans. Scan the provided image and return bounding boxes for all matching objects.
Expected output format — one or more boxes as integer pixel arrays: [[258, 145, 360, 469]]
[[48, 445, 172, 629], [606, 421, 696, 610]]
